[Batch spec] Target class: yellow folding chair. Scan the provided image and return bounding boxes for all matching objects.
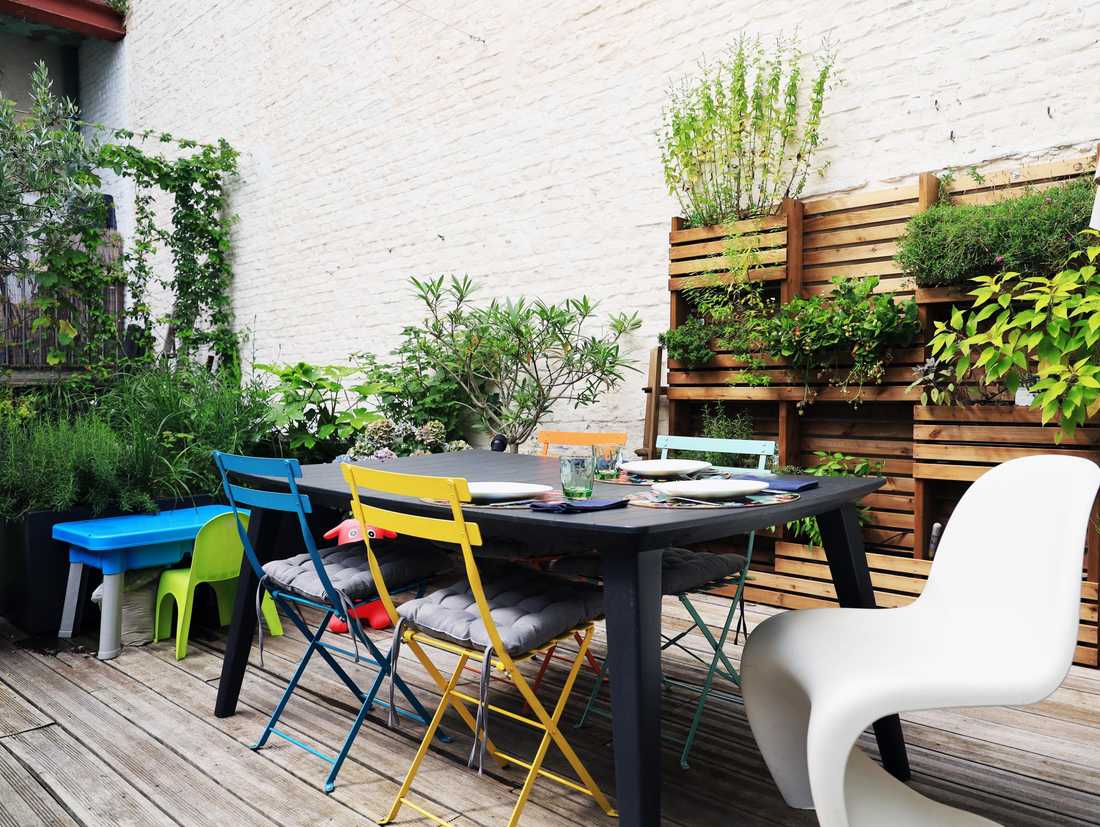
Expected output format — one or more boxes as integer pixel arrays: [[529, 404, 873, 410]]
[[341, 463, 617, 827]]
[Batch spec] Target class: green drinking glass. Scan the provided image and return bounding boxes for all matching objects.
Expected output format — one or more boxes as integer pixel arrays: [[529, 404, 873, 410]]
[[559, 450, 595, 499]]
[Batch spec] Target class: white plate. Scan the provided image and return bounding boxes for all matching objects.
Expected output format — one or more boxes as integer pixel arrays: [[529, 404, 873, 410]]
[[467, 482, 553, 503], [651, 479, 769, 500], [618, 459, 712, 478]]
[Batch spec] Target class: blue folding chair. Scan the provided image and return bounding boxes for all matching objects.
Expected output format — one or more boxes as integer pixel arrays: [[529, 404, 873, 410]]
[[213, 452, 439, 792], [576, 434, 776, 768]]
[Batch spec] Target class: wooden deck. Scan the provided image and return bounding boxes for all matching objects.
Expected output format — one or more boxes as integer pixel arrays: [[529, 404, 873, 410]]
[[1, 596, 1098, 826]]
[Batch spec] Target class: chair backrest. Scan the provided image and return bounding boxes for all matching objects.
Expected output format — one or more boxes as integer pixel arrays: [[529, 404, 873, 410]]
[[656, 434, 777, 471], [919, 455, 1100, 666], [212, 451, 345, 612], [342, 463, 534, 667], [538, 430, 628, 457], [191, 511, 251, 584]]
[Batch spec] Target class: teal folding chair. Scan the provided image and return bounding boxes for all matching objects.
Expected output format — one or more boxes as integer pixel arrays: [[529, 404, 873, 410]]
[[576, 434, 776, 769], [213, 452, 440, 792]]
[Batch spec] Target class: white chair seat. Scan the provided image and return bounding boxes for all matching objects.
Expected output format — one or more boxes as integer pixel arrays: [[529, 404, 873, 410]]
[[742, 455, 1100, 827], [843, 749, 997, 826]]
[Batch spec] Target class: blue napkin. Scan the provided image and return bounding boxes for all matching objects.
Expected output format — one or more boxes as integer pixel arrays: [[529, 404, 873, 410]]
[[530, 497, 629, 514], [738, 475, 819, 493]]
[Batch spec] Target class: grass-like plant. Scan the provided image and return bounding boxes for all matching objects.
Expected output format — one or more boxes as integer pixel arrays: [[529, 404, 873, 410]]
[[660, 33, 837, 227], [896, 177, 1094, 288], [0, 365, 275, 520]]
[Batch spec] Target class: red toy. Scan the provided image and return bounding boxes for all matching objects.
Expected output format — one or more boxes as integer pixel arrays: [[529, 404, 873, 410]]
[[323, 519, 397, 632]]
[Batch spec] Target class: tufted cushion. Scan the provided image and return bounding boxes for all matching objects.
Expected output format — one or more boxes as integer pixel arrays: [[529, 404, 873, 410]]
[[660, 547, 746, 595], [397, 567, 603, 655], [263, 537, 450, 603], [551, 547, 746, 596]]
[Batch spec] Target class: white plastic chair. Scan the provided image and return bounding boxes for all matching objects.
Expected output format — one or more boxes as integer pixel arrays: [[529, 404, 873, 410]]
[[742, 455, 1100, 826]]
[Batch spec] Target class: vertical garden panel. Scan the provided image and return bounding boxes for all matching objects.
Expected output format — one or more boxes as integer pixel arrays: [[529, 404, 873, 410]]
[[663, 151, 1100, 665]]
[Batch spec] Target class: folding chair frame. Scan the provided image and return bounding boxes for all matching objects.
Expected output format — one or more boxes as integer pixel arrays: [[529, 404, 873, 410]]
[[575, 433, 774, 768], [342, 463, 617, 827], [212, 452, 432, 793]]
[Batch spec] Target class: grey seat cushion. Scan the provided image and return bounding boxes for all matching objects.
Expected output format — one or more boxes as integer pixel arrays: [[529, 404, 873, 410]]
[[397, 567, 603, 655], [551, 547, 747, 596], [263, 537, 451, 603], [661, 547, 746, 595]]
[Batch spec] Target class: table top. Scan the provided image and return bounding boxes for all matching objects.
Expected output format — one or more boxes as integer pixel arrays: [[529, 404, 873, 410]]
[[243, 451, 882, 554], [52, 504, 234, 550]]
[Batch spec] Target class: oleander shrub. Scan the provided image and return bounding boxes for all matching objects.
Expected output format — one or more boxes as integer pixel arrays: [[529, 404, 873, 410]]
[[896, 177, 1094, 288]]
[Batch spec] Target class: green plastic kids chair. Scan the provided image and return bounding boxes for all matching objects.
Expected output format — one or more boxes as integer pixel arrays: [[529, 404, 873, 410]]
[[155, 510, 283, 660]]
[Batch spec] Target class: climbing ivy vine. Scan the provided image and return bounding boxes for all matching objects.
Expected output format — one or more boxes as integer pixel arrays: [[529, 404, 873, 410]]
[[100, 132, 241, 366], [1, 62, 241, 373]]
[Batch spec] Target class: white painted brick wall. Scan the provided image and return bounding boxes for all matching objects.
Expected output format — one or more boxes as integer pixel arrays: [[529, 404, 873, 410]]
[[77, 0, 1100, 450]]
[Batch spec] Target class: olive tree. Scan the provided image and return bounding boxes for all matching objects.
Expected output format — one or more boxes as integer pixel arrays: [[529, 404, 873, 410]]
[[408, 275, 641, 450]]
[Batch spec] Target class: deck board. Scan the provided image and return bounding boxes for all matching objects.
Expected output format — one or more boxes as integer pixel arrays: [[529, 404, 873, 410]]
[[1, 598, 1097, 826]]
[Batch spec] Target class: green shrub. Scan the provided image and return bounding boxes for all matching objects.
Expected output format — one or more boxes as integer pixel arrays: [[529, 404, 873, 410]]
[[928, 232, 1100, 441], [0, 365, 276, 521], [896, 177, 1093, 288], [253, 361, 381, 462], [659, 316, 716, 369], [670, 404, 759, 468], [0, 414, 153, 521], [763, 276, 920, 405]]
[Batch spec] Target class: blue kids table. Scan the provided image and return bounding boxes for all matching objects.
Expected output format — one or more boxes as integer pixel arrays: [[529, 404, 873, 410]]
[[55, 505, 234, 659]]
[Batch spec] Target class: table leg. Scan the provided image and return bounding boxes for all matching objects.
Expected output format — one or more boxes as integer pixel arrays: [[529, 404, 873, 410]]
[[58, 561, 84, 639], [601, 546, 664, 827], [97, 572, 123, 660], [817, 504, 912, 781], [215, 507, 277, 718]]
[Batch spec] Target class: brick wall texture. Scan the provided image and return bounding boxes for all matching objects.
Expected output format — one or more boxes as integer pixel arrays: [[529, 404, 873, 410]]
[[78, 1, 1100, 449]]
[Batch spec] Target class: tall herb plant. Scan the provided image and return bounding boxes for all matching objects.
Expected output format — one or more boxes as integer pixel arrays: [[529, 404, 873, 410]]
[[660, 34, 837, 227]]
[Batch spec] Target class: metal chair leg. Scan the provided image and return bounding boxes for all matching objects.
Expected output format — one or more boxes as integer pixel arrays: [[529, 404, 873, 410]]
[[679, 592, 742, 769]]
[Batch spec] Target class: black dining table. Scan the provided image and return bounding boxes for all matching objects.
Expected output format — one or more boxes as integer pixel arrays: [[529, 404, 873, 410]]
[[213, 450, 909, 826]]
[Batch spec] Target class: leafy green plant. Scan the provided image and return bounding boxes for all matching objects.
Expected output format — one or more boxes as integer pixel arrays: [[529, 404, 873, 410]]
[[928, 233, 1100, 440], [1, 62, 242, 372], [764, 276, 920, 406], [896, 178, 1093, 288], [409, 275, 641, 450], [659, 316, 716, 369], [675, 276, 774, 384], [0, 414, 150, 521], [358, 338, 469, 440], [660, 33, 837, 227], [254, 362, 382, 461], [0, 62, 122, 368], [100, 132, 241, 365], [786, 451, 883, 545]]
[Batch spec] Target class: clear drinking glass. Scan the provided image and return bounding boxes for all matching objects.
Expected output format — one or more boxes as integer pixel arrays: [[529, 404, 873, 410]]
[[593, 444, 624, 481], [559, 448, 595, 499]]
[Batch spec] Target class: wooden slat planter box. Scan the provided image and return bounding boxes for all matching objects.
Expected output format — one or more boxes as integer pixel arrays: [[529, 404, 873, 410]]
[[912, 406, 1100, 482], [720, 541, 1099, 667], [659, 151, 1100, 666]]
